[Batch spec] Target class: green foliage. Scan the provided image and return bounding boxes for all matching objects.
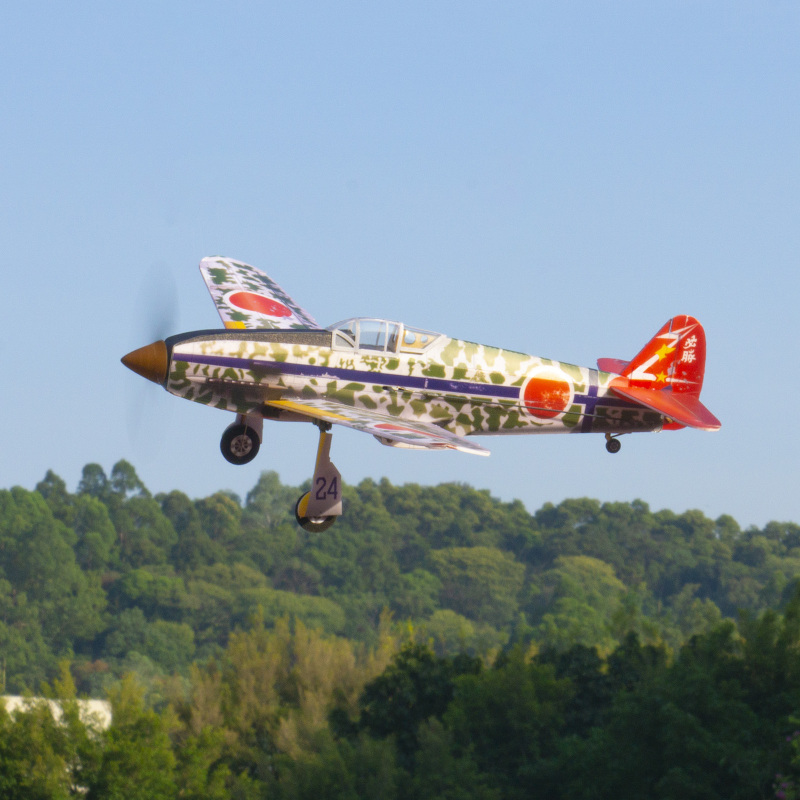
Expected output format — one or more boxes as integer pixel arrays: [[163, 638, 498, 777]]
[[431, 546, 525, 627], [532, 555, 627, 652], [87, 675, 176, 800], [358, 643, 480, 757], [103, 609, 195, 673], [6, 462, 800, 691], [444, 650, 571, 799], [71, 495, 117, 571], [0, 703, 75, 799], [0, 663, 101, 799], [238, 587, 346, 633], [392, 568, 442, 619], [556, 624, 779, 799], [276, 731, 400, 800], [408, 719, 501, 800], [0, 487, 105, 688], [5, 462, 800, 797]]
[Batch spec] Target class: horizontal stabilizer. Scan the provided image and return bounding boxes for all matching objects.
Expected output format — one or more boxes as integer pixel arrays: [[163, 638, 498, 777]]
[[597, 358, 629, 374], [609, 379, 721, 431]]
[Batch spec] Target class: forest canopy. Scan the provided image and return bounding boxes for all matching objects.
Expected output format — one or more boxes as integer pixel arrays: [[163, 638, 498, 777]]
[[1, 461, 800, 799]]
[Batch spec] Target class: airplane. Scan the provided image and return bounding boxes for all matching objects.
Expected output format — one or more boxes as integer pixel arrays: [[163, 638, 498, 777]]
[[122, 257, 720, 532]]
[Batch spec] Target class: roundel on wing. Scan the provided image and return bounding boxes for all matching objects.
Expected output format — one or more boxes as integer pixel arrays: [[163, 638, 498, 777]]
[[226, 290, 292, 318], [375, 422, 424, 435], [522, 368, 573, 419]]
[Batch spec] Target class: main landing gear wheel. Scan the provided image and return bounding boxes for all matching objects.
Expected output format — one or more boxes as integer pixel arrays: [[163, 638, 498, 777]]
[[295, 492, 336, 533], [220, 423, 261, 465], [605, 434, 622, 454]]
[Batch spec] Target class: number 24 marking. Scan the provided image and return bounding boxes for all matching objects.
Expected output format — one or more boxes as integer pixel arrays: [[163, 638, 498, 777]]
[[315, 476, 339, 501]]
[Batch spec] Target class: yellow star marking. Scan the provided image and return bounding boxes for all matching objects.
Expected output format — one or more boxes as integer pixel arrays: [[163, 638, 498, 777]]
[[656, 372, 668, 383], [655, 344, 675, 360]]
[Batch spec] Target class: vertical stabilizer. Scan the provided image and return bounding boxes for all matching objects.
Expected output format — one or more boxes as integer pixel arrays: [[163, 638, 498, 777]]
[[622, 315, 706, 395], [607, 315, 720, 430]]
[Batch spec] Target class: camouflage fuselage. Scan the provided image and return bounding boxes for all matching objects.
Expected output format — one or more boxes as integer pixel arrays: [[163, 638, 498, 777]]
[[163, 328, 663, 438]]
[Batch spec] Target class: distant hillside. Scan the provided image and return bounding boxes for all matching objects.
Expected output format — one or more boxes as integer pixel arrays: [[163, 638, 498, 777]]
[[0, 459, 793, 694]]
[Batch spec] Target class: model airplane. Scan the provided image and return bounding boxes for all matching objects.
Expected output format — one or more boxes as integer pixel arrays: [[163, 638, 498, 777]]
[[122, 257, 720, 531]]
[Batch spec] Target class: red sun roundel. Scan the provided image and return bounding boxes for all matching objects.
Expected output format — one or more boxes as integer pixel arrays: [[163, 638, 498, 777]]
[[375, 422, 424, 435], [523, 369, 573, 419], [226, 291, 292, 318]]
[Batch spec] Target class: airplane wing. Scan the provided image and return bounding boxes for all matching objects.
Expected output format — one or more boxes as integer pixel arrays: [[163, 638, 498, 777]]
[[264, 397, 491, 456], [199, 257, 319, 330]]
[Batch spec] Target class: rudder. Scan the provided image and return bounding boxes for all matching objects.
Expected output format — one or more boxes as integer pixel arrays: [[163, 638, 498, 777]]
[[622, 315, 706, 396]]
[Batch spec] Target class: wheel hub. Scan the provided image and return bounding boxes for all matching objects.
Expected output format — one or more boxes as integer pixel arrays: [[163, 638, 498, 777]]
[[230, 435, 253, 457]]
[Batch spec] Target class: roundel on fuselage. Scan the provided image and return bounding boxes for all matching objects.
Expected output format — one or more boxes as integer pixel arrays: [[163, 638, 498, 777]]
[[522, 367, 573, 419]]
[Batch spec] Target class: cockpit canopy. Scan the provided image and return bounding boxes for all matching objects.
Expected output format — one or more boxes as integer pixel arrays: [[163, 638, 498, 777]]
[[328, 318, 442, 354]]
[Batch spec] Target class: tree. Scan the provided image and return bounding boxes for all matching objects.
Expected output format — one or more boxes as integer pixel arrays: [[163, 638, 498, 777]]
[[561, 622, 785, 800], [103, 608, 195, 673], [431, 546, 525, 627], [531, 556, 626, 652], [408, 719, 500, 800], [160, 490, 225, 571], [77, 464, 110, 502], [392, 569, 442, 620], [0, 488, 105, 663], [276, 730, 399, 800], [87, 675, 176, 800], [537, 644, 614, 735], [359, 643, 481, 758], [35, 470, 73, 524], [112, 494, 178, 568], [109, 460, 150, 500], [0, 663, 101, 799], [443, 650, 570, 800], [0, 700, 74, 799], [71, 494, 116, 572], [194, 492, 243, 558]]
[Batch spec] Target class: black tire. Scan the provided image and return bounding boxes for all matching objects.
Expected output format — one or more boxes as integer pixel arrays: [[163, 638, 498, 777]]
[[220, 423, 261, 465], [294, 492, 336, 532], [605, 437, 621, 454]]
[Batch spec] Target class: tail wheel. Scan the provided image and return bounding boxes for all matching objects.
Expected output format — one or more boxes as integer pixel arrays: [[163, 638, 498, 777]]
[[295, 492, 336, 532], [220, 423, 261, 465], [605, 436, 622, 454]]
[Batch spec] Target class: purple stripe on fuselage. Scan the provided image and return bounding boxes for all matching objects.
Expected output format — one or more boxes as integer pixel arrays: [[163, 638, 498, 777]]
[[176, 353, 522, 399]]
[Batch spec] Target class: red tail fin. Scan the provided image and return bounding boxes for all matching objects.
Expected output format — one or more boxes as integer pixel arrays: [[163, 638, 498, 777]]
[[607, 316, 720, 431], [621, 315, 706, 395]]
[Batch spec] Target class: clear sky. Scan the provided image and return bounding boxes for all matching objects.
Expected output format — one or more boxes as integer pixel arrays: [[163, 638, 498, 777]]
[[3, 2, 798, 528]]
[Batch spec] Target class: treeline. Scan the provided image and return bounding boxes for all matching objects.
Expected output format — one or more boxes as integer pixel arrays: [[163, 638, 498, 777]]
[[2, 461, 800, 797], [4, 460, 799, 693]]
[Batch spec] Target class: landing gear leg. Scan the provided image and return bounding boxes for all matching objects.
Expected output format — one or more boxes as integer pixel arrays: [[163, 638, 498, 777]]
[[605, 433, 622, 454], [295, 423, 342, 532]]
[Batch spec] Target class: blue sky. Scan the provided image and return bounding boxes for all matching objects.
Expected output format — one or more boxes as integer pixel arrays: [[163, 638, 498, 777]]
[[3, 2, 799, 527]]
